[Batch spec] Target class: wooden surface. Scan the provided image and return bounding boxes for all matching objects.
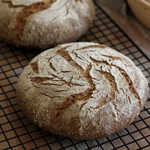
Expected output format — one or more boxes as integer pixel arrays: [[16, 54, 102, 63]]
[[99, 2, 150, 59]]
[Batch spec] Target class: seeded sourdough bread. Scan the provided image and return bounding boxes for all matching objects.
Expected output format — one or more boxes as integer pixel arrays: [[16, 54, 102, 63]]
[[17, 42, 149, 140], [0, 0, 95, 49]]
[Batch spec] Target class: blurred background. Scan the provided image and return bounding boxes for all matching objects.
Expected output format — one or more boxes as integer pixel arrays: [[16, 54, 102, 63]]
[[96, 0, 150, 58]]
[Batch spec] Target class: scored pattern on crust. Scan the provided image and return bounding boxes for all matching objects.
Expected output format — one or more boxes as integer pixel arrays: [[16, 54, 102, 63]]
[[27, 44, 141, 120], [2, 0, 25, 7], [55, 46, 95, 118], [2, 0, 57, 36], [75, 0, 83, 3], [30, 62, 39, 73], [2, 0, 83, 37], [90, 57, 141, 107], [1, 0, 95, 49]]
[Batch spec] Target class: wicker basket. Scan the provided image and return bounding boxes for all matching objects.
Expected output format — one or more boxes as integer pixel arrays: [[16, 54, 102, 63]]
[[127, 0, 150, 29]]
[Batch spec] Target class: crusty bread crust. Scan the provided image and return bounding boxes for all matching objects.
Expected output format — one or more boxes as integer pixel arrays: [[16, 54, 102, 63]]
[[0, 0, 95, 49], [17, 42, 149, 140]]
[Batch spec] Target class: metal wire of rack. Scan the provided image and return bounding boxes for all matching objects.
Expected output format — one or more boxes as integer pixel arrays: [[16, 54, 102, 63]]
[[0, 1, 150, 150]]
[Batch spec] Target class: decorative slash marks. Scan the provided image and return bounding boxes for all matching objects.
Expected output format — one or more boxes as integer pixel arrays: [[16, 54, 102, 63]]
[[30, 62, 39, 73], [2, 0, 56, 37], [30, 45, 141, 121], [55, 47, 95, 118], [90, 57, 141, 108]]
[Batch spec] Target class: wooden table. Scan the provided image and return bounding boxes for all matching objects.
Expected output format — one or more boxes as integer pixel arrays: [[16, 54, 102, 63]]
[[99, 2, 150, 59]]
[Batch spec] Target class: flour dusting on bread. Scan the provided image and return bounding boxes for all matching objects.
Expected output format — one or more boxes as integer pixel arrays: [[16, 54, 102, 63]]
[[0, 0, 95, 49], [17, 42, 149, 140]]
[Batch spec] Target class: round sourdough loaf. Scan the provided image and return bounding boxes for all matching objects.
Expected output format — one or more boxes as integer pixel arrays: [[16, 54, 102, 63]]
[[0, 0, 95, 49], [17, 42, 149, 140]]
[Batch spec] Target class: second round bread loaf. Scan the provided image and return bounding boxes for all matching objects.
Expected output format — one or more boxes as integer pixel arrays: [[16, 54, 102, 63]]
[[0, 0, 95, 49]]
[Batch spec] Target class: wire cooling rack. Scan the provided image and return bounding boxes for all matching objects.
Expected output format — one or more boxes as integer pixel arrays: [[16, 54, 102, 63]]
[[0, 1, 150, 150]]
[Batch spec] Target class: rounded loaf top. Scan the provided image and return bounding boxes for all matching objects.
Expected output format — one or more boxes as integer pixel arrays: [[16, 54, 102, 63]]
[[17, 42, 149, 140], [0, 0, 95, 49]]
